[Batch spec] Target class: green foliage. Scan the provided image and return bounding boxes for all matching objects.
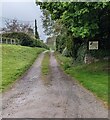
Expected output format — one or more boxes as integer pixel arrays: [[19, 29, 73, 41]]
[[2, 32, 49, 49], [32, 38, 49, 49], [2, 37, 19, 44], [35, 19, 39, 39], [1, 44, 45, 92], [19, 33, 33, 46], [56, 34, 66, 53], [56, 52, 72, 70], [56, 52, 109, 105], [55, 24, 73, 57], [76, 44, 87, 63], [37, 2, 110, 60], [2, 32, 33, 46], [88, 49, 110, 59], [37, 2, 109, 38], [42, 9, 55, 36], [62, 47, 69, 57]]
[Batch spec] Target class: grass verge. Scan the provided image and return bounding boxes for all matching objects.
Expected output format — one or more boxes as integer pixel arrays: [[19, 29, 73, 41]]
[[56, 52, 109, 106], [1, 44, 45, 92], [0, 45, 2, 92], [41, 51, 50, 85]]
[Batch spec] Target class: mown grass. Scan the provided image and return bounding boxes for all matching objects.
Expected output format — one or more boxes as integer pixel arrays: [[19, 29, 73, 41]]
[[56, 53, 109, 106], [41, 51, 50, 85], [1, 44, 45, 92], [0, 45, 2, 91]]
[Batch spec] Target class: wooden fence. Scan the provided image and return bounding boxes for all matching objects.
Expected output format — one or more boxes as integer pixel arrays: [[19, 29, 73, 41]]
[[0, 37, 20, 45]]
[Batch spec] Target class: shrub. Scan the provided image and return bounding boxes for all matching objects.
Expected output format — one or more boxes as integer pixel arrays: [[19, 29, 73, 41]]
[[76, 44, 87, 63], [2, 32, 49, 49], [62, 47, 70, 57], [87, 49, 110, 59], [2, 32, 33, 46]]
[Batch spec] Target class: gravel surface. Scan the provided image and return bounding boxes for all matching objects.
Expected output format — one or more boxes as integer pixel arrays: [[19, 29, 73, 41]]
[[2, 51, 108, 118]]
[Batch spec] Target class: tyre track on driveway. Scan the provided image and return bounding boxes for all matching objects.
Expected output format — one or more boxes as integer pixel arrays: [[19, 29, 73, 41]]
[[2, 51, 108, 118], [48, 51, 108, 118], [2, 51, 46, 118]]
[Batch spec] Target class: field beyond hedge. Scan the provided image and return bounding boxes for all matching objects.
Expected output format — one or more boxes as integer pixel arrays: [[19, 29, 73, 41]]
[[1, 44, 45, 92]]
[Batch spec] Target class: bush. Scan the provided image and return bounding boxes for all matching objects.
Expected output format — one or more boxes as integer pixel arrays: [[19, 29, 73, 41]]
[[75, 44, 110, 63], [32, 38, 49, 49], [87, 49, 110, 59], [76, 44, 87, 63], [18, 33, 33, 46], [2, 32, 49, 49], [62, 47, 70, 57], [2, 32, 33, 46]]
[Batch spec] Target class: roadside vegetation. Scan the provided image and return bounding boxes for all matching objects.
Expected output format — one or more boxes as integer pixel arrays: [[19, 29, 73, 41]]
[[37, 2, 110, 63], [2, 32, 49, 49], [56, 53, 109, 106], [38, 2, 109, 107], [1, 44, 45, 92], [41, 51, 50, 85], [0, 45, 2, 90]]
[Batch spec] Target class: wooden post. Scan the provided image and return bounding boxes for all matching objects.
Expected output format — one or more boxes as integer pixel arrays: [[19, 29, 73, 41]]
[[0, 37, 2, 43], [14, 39, 16, 44], [11, 39, 12, 44], [6, 39, 7, 44]]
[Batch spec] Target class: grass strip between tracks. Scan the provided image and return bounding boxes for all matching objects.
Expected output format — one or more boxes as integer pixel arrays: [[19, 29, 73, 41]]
[[41, 51, 50, 85]]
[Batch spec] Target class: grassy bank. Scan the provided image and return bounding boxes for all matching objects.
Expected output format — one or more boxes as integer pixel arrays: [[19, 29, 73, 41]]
[[0, 45, 2, 91], [1, 44, 45, 92], [41, 51, 50, 85], [56, 53, 109, 106]]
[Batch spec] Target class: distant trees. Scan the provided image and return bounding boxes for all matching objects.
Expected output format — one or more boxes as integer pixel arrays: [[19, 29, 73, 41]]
[[41, 9, 55, 36], [2, 19, 34, 36]]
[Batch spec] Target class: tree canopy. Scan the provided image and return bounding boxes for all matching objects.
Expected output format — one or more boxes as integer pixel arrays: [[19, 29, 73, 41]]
[[37, 2, 110, 61]]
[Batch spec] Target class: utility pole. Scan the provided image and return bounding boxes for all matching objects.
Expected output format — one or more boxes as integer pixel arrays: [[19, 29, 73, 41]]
[[35, 19, 39, 39]]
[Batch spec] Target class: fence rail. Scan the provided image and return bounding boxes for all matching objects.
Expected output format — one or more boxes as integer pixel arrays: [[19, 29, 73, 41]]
[[0, 37, 20, 45]]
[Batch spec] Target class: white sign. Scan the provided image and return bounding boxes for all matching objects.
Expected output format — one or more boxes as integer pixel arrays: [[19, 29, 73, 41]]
[[89, 41, 98, 50]]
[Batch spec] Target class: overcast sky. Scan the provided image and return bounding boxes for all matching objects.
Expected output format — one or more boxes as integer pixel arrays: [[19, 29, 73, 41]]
[[0, 0, 48, 41]]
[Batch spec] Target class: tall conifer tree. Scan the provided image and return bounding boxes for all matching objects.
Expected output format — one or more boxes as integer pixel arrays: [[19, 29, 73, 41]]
[[35, 19, 39, 39]]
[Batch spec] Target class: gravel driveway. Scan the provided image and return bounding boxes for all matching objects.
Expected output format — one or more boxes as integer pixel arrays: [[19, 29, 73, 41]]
[[2, 51, 108, 118]]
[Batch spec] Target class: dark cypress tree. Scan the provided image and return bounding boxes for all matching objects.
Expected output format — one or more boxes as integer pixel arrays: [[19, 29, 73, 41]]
[[35, 19, 39, 39]]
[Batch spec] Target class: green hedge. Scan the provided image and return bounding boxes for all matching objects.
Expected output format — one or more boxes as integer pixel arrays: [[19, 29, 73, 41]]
[[2, 32, 49, 49]]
